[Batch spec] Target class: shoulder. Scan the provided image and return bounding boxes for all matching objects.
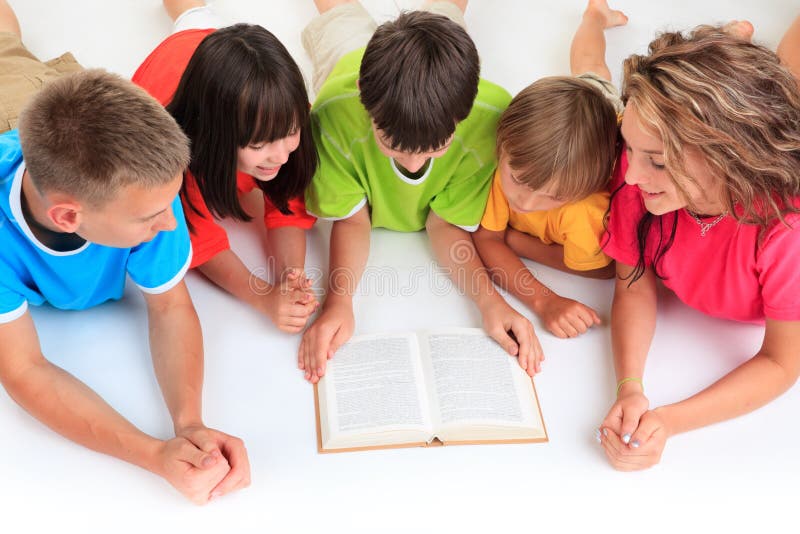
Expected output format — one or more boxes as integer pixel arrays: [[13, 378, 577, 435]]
[[132, 28, 215, 104], [313, 48, 364, 110], [758, 210, 800, 251], [453, 79, 511, 149], [473, 78, 513, 115], [311, 52, 371, 157], [0, 131, 23, 194]]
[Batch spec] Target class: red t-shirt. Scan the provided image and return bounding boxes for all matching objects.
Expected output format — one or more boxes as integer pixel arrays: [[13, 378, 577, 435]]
[[132, 29, 316, 268], [603, 150, 800, 324]]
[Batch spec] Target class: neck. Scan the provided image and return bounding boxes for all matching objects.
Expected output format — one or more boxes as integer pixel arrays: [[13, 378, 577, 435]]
[[394, 158, 431, 180], [21, 171, 57, 229]]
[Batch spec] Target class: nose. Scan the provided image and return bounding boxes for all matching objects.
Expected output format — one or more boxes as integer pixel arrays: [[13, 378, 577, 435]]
[[624, 157, 646, 187], [270, 138, 292, 165], [154, 206, 178, 232], [398, 154, 428, 173]]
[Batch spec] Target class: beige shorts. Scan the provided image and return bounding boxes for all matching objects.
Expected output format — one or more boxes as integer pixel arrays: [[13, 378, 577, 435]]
[[0, 32, 82, 133], [576, 71, 624, 115], [302, 2, 467, 95]]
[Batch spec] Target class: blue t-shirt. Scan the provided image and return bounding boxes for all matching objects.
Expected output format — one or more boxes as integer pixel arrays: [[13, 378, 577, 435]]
[[0, 130, 192, 323]]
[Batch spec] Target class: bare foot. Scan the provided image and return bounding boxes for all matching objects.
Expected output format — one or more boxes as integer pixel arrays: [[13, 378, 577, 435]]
[[722, 20, 754, 41], [585, 0, 628, 29]]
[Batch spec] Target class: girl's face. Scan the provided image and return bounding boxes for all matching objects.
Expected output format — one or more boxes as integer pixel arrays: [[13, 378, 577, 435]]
[[237, 129, 302, 182], [620, 103, 724, 216], [497, 152, 567, 213]]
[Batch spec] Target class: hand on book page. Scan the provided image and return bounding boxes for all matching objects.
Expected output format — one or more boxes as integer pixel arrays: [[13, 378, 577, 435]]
[[479, 297, 543, 376], [298, 300, 355, 384]]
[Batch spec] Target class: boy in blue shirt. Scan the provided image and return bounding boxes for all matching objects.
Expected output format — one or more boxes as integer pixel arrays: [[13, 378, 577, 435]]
[[0, 59, 250, 502]]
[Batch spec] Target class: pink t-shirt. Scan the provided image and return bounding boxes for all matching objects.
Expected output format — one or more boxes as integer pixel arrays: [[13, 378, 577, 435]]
[[603, 150, 800, 324]]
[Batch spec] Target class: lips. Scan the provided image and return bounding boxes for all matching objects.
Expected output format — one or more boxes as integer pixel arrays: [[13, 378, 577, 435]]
[[257, 165, 280, 174], [638, 187, 664, 199]]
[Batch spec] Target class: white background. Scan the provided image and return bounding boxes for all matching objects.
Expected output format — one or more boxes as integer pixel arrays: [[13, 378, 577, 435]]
[[2, 1, 799, 533]]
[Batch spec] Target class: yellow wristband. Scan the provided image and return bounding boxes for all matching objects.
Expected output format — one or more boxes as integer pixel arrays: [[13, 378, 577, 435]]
[[616, 377, 643, 396]]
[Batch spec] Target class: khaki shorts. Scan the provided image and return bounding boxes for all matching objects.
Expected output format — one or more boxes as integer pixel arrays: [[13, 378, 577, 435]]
[[576, 71, 624, 115], [302, 2, 467, 95], [0, 32, 82, 133]]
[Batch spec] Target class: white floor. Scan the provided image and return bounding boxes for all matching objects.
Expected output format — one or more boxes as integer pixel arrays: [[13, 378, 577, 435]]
[[3, 1, 799, 533]]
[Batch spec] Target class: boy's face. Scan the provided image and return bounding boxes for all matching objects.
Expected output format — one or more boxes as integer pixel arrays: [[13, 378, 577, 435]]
[[498, 153, 568, 213], [74, 173, 183, 248], [372, 124, 453, 174]]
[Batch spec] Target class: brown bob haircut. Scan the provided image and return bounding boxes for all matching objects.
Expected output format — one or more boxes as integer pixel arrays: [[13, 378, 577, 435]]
[[18, 69, 189, 206], [496, 76, 618, 200], [359, 11, 480, 153]]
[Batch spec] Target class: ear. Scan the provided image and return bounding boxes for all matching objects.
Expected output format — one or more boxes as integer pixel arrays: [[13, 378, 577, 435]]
[[356, 78, 360, 91], [46, 200, 83, 233]]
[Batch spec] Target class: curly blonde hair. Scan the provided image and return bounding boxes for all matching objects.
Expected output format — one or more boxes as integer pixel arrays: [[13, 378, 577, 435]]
[[622, 25, 800, 227]]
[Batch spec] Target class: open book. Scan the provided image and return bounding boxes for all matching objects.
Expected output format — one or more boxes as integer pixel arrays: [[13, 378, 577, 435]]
[[314, 328, 547, 453]]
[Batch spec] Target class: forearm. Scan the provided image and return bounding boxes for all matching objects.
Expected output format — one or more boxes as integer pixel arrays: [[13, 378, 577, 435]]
[[326, 208, 371, 307], [427, 214, 498, 309], [610, 265, 657, 390], [660, 319, 800, 436], [146, 283, 204, 432], [504, 228, 615, 279], [267, 226, 307, 281], [198, 249, 268, 312], [474, 229, 552, 312], [3, 357, 161, 471], [658, 353, 798, 436]]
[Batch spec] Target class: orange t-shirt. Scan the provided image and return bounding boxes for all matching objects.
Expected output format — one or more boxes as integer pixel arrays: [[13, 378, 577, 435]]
[[132, 29, 315, 268]]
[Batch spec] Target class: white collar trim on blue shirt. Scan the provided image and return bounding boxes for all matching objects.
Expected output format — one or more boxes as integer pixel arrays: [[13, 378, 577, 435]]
[[10, 162, 90, 257], [390, 157, 435, 185]]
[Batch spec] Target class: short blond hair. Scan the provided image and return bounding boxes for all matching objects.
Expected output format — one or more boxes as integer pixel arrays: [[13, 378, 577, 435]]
[[18, 69, 190, 206], [496, 76, 618, 200]]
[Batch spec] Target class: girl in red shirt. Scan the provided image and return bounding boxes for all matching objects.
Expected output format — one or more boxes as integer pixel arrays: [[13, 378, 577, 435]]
[[134, 2, 317, 333]]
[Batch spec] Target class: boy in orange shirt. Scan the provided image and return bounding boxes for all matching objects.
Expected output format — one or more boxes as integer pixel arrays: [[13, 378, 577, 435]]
[[474, 0, 625, 341]]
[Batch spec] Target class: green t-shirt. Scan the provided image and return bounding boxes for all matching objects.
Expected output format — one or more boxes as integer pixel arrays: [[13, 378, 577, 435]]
[[306, 48, 511, 232]]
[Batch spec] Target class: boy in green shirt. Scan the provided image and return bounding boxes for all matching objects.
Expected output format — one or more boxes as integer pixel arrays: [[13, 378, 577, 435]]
[[299, 0, 541, 383]]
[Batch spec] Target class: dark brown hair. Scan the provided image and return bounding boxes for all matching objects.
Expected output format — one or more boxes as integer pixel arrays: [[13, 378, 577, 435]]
[[359, 11, 480, 152], [18, 69, 189, 205], [167, 24, 317, 226], [497, 76, 618, 200]]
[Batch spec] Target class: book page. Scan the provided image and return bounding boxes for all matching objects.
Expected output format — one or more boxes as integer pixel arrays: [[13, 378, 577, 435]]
[[420, 328, 545, 440], [317, 333, 434, 450]]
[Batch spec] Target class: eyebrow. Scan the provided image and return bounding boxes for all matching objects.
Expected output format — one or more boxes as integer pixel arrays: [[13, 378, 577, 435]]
[[139, 208, 167, 222], [620, 130, 663, 156]]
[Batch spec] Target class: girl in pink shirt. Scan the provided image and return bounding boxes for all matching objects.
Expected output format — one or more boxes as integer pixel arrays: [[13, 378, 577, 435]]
[[597, 22, 800, 469]]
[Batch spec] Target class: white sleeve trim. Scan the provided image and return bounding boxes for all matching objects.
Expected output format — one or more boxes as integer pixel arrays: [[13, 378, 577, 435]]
[[306, 197, 367, 222], [455, 222, 480, 233], [135, 245, 193, 295], [429, 208, 480, 233], [0, 300, 28, 324]]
